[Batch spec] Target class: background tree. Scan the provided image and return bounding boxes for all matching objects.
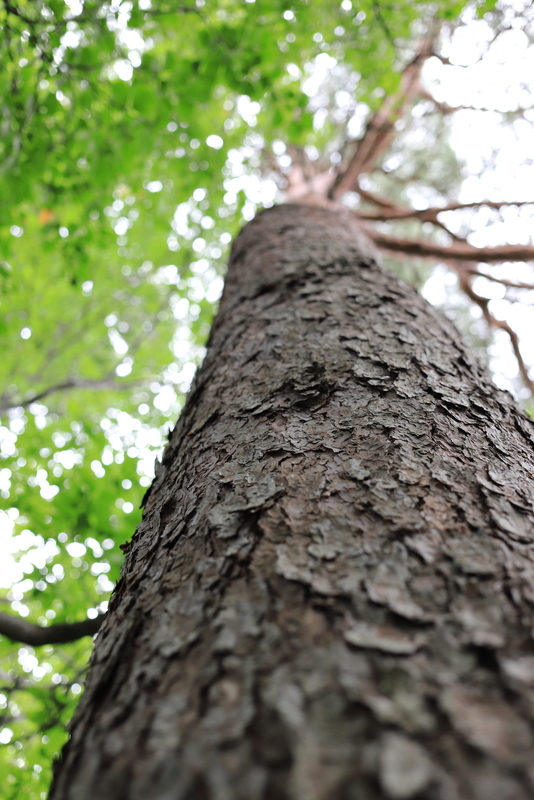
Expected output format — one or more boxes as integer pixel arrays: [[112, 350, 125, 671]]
[[1, 0, 534, 796]]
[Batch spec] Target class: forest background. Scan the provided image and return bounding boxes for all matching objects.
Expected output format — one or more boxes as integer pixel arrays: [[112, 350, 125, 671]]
[[1, 0, 534, 796]]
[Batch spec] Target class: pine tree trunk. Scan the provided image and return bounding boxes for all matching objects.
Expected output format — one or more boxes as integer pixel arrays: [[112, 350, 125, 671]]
[[50, 204, 534, 800]]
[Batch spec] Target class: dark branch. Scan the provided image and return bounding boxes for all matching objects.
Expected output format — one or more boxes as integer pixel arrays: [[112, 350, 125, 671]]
[[356, 198, 534, 222], [0, 375, 140, 414], [366, 230, 534, 264], [457, 269, 534, 394], [418, 86, 534, 118], [330, 41, 432, 199], [355, 184, 398, 209], [372, 0, 396, 48], [463, 267, 534, 292], [2, 0, 37, 25], [0, 612, 105, 646]]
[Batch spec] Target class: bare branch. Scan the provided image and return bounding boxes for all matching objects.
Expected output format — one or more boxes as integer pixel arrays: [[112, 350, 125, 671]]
[[372, 0, 395, 48], [427, 52, 453, 66], [366, 230, 534, 264], [441, 199, 534, 213], [417, 87, 463, 115], [462, 267, 534, 292], [354, 185, 398, 209], [0, 375, 140, 414], [0, 612, 105, 647], [354, 193, 469, 243], [331, 41, 433, 199], [2, 0, 37, 25], [418, 86, 534, 118], [456, 269, 534, 393], [356, 198, 534, 222]]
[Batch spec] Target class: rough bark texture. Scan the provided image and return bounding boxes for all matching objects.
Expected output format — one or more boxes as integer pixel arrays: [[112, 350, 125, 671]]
[[51, 204, 534, 800]]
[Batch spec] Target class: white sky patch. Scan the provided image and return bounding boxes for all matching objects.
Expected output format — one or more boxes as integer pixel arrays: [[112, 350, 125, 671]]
[[61, 29, 84, 49], [116, 358, 133, 377], [0, 513, 60, 589], [236, 95, 261, 126], [100, 410, 167, 470], [118, 27, 146, 54], [108, 328, 129, 355], [66, 542, 86, 558], [114, 216, 131, 236], [53, 449, 83, 470], [224, 173, 277, 206], [32, 469, 60, 501], [64, 0, 83, 16], [153, 385, 177, 413], [206, 134, 224, 149], [206, 276, 224, 303], [421, 265, 451, 306], [172, 203, 192, 237], [303, 53, 337, 97], [112, 59, 134, 81], [152, 264, 179, 284]]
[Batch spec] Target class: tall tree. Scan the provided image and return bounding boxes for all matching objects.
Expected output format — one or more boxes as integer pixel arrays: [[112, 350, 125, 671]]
[[2, 0, 534, 795], [50, 202, 534, 799]]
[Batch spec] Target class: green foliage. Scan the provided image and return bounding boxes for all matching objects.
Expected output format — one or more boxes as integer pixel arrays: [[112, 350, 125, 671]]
[[0, 0, 497, 794]]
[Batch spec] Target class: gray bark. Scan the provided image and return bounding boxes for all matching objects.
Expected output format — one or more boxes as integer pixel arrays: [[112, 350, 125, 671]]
[[50, 204, 534, 800]]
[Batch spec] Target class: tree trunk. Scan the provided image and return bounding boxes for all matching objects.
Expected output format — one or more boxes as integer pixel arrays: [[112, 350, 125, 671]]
[[50, 204, 534, 800]]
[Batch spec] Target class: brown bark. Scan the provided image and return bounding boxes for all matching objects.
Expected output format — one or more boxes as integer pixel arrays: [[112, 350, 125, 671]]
[[50, 204, 534, 800]]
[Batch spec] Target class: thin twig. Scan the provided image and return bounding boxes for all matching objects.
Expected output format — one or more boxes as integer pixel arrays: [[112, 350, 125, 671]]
[[0, 376, 140, 414], [456, 268, 534, 393], [462, 267, 534, 292], [356, 198, 534, 221], [418, 86, 534, 118]]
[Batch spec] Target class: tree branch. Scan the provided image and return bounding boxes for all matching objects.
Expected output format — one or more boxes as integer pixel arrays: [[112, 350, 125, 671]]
[[0, 375, 140, 414], [354, 192, 469, 243], [463, 267, 534, 292], [356, 198, 534, 222], [2, 0, 37, 25], [0, 612, 105, 646], [331, 41, 432, 199], [372, 0, 396, 48], [355, 184, 398, 209], [366, 230, 534, 264], [418, 86, 534, 118], [456, 269, 534, 394]]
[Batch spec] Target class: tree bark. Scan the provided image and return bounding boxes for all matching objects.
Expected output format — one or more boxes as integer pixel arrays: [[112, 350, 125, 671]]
[[50, 204, 534, 800]]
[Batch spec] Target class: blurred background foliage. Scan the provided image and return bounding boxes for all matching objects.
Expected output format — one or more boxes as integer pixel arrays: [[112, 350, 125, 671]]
[[1, 0, 531, 796]]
